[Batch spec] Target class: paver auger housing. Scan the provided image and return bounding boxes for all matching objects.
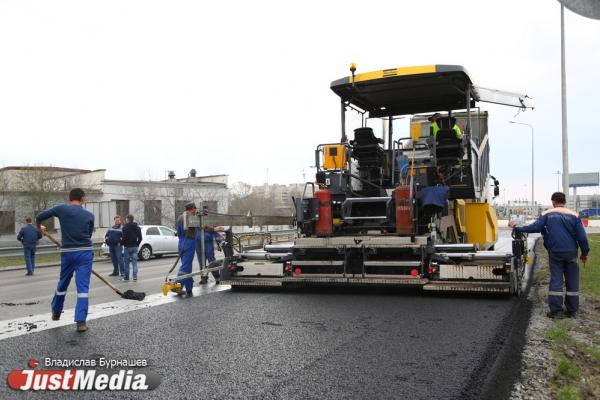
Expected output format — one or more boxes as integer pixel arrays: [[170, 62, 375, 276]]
[[221, 65, 533, 295]]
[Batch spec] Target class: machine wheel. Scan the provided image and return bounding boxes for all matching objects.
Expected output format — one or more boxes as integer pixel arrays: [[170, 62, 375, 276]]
[[139, 245, 152, 261]]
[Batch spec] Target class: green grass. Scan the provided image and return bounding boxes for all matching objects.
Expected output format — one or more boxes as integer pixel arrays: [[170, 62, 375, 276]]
[[581, 233, 600, 299], [0, 252, 61, 268], [575, 342, 600, 363], [0, 250, 103, 268], [556, 386, 582, 400], [556, 357, 582, 380], [544, 321, 572, 343]]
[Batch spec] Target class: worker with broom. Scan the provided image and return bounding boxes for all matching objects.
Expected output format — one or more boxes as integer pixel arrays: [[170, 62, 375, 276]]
[[36, 188, 95, 332]]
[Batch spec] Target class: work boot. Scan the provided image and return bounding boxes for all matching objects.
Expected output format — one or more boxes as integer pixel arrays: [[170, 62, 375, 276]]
[[565, 310, 578, 318], [51, 311, 61, 321], [546, 310, 564, 319], [199, 277, 208, 285], [25, 272, 33, 276], [76, 322, 88, 332], [109, 273, 119, 276]]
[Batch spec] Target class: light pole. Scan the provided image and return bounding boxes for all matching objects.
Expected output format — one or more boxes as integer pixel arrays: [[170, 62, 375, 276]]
[[556, 0, 600, 200], [555, 170, 561, 191], [509, 121, 534, 214]]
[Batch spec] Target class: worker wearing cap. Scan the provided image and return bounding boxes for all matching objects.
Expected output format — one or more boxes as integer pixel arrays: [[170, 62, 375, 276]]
[[175, 202, 200, 296], [36, 188, 95, 332], [509, 192, 589, 319], [428, 113, 463, 139]]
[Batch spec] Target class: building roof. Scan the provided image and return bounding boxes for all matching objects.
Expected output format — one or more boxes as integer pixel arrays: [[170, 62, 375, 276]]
[[0, 166, 95, 174]]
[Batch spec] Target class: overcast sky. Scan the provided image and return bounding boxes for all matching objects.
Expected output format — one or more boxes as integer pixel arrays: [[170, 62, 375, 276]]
[[1, 0, 599, 203]]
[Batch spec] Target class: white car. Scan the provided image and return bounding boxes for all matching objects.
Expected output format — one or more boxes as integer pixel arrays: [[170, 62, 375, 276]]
[[101, 225, 179, 261]]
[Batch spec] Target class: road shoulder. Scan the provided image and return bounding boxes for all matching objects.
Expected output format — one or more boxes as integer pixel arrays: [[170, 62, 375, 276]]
[[511, 238, 600, 400]]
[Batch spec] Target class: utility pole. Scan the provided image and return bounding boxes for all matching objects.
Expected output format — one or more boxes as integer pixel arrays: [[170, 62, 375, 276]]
[[557, 0, 600, 200], [561, 3, 570, 198]]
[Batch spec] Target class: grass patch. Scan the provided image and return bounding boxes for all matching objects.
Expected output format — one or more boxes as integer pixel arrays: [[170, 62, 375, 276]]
[[556, 385, 582, 400], [544, 321, 572, 343], [0, 253, 61, 268], [575, 343, 600, 363], [556, 357, 582, 380], [0, 250, 103, 268], [580, 233, 600, 299]]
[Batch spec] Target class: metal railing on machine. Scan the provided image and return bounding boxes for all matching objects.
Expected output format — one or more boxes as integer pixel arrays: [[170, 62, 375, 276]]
[[232, 229, 296, 253]]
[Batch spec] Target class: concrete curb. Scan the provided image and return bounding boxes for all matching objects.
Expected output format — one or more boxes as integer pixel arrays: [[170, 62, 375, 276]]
[[0, 258, 109, 272]]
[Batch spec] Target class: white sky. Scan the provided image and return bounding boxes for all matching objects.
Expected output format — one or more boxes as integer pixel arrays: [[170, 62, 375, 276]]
[[1, 0, 599, 203]]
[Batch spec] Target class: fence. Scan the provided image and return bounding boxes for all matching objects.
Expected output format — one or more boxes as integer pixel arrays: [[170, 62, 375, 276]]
[[0, 230, 297, 258], [0, 242, 104, 258]]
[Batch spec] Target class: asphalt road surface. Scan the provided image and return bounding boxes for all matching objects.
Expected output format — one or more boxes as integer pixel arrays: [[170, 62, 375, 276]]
[[0, 232, 536, 399]]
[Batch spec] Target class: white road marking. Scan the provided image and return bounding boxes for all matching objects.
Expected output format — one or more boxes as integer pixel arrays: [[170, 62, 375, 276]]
[[0, 284, 230, 341]]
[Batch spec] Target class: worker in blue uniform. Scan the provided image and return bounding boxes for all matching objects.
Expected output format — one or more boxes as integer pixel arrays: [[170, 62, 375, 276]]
[[509, 192, 590, 318], [198, 226, 222, 284], [176, 202, 200, 296], [36, 188, 95, 332], [104, 215, 124, 277], [17, 217, 42, 276]]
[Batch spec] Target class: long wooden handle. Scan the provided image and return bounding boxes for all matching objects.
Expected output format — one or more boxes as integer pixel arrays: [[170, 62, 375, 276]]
[[43, 231, 61, 247], [43, 231, 123, 296], [91, 269, 122, 295]]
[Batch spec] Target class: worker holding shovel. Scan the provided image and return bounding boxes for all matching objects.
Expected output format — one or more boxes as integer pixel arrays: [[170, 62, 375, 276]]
[[36, 188, 95, 332]]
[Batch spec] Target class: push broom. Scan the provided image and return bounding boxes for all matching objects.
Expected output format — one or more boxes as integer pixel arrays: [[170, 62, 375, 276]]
[[42, 229, 146, 301]]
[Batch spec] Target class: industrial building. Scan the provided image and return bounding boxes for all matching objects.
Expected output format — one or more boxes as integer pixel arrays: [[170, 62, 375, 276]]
[[0, 166, 229, 237]]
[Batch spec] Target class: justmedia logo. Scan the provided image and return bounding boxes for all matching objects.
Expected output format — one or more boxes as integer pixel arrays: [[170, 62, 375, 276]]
[[6, 359, 161, 391]]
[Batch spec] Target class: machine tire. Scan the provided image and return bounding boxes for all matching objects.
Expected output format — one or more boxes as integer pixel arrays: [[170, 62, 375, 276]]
[[139, 245, 152, 261]]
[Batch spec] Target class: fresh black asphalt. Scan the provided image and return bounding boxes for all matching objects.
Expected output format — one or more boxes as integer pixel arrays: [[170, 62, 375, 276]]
[[0, 286, 529, 400]]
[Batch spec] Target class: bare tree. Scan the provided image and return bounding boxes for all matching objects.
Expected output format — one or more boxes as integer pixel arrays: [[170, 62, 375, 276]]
[[0, 168, 18, 234], [13, 167, 64, 214]]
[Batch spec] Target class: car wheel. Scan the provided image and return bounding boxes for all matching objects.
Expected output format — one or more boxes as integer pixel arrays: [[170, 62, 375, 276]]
[[139, 245, 152, 261]]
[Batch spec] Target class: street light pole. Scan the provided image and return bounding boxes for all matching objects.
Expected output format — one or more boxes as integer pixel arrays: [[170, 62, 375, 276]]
[[509, 121, 534, 214], [561, 4, 570, 199], [556, 0, 600, 202]]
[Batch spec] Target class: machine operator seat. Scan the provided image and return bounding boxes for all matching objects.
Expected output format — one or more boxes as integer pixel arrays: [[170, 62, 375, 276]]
[[434, 118, 463, 166], [351, 127, 384, 168]]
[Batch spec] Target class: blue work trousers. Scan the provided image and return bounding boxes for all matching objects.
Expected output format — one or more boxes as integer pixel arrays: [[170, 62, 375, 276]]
[[177, 238, 196, 293], [548, 251, 579, 313], [109, 245, 124, 275], [23, 245, 36, 273], [51, 250, 93, 322], [123, 247, 139, 280], [196, 248, 220, 279]]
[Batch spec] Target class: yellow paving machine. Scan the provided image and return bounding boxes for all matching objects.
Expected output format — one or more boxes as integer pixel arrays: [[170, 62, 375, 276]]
[[220, 65, 533, 295]]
